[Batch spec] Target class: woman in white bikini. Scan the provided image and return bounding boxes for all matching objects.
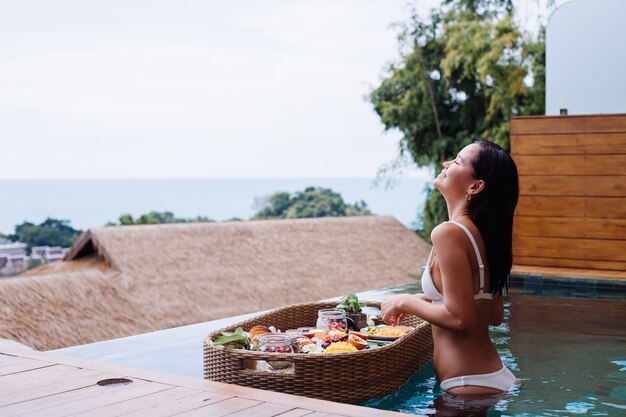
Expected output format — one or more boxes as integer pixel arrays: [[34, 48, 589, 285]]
[[381, 139, 519, 395]]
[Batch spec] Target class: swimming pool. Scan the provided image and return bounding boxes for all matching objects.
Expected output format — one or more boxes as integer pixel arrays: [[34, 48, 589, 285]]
[[364, 279, 626, 416], [55, 279, 626, 416]]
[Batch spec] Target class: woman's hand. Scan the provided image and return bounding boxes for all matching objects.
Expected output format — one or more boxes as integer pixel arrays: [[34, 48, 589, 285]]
[[381, 294, 411, 325]]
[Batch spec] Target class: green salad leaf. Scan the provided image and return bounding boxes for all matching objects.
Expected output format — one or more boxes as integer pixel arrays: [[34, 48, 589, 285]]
[[213, 327, 249, 349], [336, 292, 366, 313]]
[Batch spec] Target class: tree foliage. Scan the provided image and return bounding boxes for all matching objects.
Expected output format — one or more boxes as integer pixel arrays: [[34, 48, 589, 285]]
[[107, 211, 214, 226], [8, 218, 82, 251], [370, 0, 546, 240], [252, 187, 371, 220]]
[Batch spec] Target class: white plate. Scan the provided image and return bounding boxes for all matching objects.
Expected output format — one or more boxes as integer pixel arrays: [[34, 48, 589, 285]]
[[360, 326, 410, 341]]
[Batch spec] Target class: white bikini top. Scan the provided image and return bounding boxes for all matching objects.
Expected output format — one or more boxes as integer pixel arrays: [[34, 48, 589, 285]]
[[421, 220, 493, 304]]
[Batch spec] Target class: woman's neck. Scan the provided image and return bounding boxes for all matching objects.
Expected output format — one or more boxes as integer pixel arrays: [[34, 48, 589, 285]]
[[447, 202, 468, 222]]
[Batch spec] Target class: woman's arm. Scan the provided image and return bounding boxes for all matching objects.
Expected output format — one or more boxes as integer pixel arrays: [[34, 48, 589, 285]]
[[381, 223, 478, 332]]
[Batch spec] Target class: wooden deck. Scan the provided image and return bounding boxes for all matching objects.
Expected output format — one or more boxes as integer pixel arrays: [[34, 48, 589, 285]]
[[511, 264, 626, 282], [0, 345, 409, 417], [511, 265, 626, 282]]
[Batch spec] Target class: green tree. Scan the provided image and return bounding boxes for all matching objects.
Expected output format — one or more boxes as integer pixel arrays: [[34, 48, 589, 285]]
[[108, 211, 214, 226], [8, 218, 82, 251], [252, 187, 372, 220], [370, 0, 548, 240]]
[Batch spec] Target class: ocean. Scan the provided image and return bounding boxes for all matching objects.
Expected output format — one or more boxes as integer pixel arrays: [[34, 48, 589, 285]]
[[0, 177, 432, 235]]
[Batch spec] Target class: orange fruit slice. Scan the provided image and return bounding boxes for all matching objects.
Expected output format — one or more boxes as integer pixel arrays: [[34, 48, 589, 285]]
[[348, 330, 369, 340], [348, 334, 367, 350]]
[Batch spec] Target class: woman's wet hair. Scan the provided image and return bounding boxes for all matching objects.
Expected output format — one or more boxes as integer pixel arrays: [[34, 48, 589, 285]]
[[467, 140, 519, 295]]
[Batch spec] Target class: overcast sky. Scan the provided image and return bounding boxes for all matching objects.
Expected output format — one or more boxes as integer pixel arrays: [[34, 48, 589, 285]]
[[0, 0, 560, 179]]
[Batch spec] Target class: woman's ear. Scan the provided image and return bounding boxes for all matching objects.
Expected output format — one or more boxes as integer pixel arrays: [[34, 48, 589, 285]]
[[468, 179, 485, 197]]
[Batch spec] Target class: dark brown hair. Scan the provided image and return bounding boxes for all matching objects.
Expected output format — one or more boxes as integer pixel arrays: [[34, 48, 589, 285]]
[[467, 140, 519, 295]]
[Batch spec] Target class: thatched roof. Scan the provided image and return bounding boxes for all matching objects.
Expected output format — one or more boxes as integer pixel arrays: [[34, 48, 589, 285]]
[[0, 216, 430, 350]]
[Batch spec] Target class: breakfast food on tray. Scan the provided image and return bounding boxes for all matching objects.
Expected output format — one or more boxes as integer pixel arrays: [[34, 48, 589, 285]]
[[249, 325, 272, 343], [348, 334, 368, 350], [324, 341, 357, 353], [213, 323, 413, 353], [348, 330, 369, 340], [364, 325, 412, 337], [212, 303, 413, 354]]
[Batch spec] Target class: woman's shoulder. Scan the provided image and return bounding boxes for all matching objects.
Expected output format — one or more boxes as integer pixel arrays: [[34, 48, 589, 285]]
[[431, 221, 469, 246]]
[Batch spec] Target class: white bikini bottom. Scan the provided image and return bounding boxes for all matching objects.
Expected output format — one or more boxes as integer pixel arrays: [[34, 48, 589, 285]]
[[440, 366, 517, 392]]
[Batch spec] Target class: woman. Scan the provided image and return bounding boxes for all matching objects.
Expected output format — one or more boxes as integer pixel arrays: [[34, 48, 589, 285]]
[[381, 139, 519, 395]]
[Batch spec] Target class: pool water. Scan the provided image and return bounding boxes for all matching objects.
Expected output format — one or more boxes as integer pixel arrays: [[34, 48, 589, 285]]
[[363, 281, 626, 416], [55, 279, 626, 416]]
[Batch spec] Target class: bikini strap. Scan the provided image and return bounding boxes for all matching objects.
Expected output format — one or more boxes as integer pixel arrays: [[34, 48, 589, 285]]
[[448, 220, 487, 293], [425, 247, 434, 268]]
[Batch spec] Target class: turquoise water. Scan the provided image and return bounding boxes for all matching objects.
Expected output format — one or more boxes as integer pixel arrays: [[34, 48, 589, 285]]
[[363, 282, 626, 416], [0, 177, 429, 234], [55, 281, 626, 416]]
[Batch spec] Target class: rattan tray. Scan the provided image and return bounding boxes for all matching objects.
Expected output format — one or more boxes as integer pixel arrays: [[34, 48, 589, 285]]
[[203, 301, 433, 403]]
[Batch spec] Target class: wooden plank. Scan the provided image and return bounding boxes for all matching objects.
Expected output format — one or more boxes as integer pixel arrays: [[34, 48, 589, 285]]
[[511, 264, 626, 280], [511, 114, 626, 135], [513, 236, 626, 262], [0, 365, 98, 399], [0, 357, 53, 376], [513, 256, 626, 272], [0, 346, 407, 417], [122, 391, 234, 417], [511, 132, 626, 155], [174, 397, 261, 417], [225, 401, 295, 417], [514, 236, 584, 259], [513, 155, 626, 176], [77, 386, 204, 417], [516, 196, 585, 217], [0, 377, 148, 415], [0, 368, 121, 409], [21, 379, 174, 417], [275, 409, 316, 417], [514, 216, 626, 240], [516, 196, 626, 219], [519, 176, 626, 197], [0, 352, 56, 367], [0, 354, 37, 367]]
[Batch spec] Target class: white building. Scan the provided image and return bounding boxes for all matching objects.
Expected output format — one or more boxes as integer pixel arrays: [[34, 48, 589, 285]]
[[0, 242, 69, 277], [546, 0, 626, 115]]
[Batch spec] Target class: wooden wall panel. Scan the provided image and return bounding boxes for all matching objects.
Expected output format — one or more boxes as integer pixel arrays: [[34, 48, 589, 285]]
[[513, 256, 626, 272], [513, 217, 626, 240], [511, 114, 626, 272], [516, 196, 626, 219], [511, 133, 626, 155], [511, 114, 626, 135], [513, 236, 626, 262], [514, 155, 626, 175], [519, 176, 626, 197]]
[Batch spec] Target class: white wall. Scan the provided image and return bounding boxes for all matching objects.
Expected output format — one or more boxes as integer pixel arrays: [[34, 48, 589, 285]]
[[546, 0, 626, 115]]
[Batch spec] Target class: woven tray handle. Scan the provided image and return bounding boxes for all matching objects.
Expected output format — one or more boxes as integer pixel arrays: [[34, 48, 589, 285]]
[[237, 349, 316, 374], [240, 356, 298, 375]]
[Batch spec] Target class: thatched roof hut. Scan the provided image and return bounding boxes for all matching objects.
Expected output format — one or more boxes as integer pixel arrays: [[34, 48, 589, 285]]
[[0, 216, 430, 350]]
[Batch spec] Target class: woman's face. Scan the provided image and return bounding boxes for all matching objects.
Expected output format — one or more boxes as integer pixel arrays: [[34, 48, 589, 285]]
[[433, 143, 480, 200]]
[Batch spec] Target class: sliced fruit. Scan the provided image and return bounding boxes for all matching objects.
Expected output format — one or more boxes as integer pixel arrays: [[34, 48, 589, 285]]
[[324, 341, 357, 354], [348, 334, 367, 350], [348, 330, 369, 340]]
